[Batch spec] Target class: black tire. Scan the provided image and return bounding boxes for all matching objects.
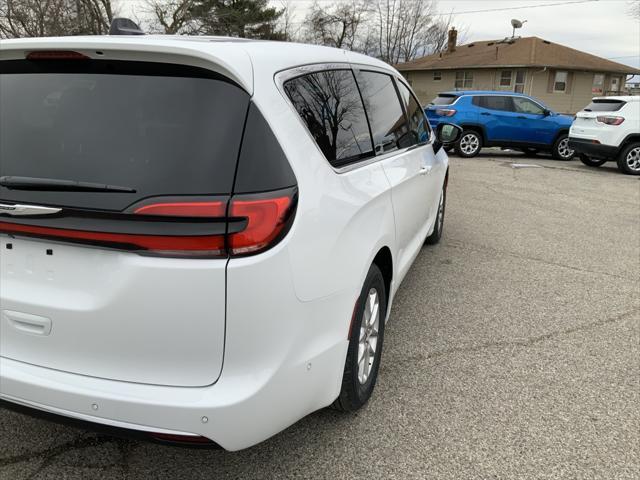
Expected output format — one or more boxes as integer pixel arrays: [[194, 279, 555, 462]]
[[425, 186, 446, 245], [579, 154, 607, 168], [454, 130, 482, 158], [333, 264, 387, 412], [551, 134, 575, 160], [616, 142, 640, 176]]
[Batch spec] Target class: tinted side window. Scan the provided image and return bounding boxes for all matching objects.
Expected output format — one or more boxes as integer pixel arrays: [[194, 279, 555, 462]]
[[513, 97, 545, 115], [284, 70, 373, 167], [356, 71, 412, 154], [397, 82, 430, 144], [481, 96, 514, 112]]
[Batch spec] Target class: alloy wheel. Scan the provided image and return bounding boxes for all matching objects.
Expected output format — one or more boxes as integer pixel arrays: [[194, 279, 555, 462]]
[[557, 137, 574, 159], [358, 288, 380, 384], [625, 147, 640, 172], [459, 134, 479, 155]]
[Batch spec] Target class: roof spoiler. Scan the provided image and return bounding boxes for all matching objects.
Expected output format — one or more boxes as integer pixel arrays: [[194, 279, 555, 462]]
[[109, 17, 145, 36]]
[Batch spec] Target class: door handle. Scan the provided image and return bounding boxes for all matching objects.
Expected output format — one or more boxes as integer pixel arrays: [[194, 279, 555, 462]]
[[517, 116, 527, 119], [480, 112, 491, 116], [419, 166, 433, 175], [3, 310, 52, 336]]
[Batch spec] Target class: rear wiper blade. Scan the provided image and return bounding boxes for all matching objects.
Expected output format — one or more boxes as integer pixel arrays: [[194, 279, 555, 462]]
[[0, 176, 136, 193]]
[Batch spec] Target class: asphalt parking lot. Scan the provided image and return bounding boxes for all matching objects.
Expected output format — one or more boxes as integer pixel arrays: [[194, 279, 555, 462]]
[[1, 152, 638, 480]]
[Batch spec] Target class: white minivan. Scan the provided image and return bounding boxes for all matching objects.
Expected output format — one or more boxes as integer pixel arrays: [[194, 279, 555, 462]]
[[0, 31, 460, 450]]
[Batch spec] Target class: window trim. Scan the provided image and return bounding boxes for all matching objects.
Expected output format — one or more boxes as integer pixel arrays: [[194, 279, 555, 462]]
[[499, 70, 513, 87], [454, 71, 474, 89], [433, 70, 442, 81], [553, 70, 568, 92], [275, 62, 432, 174]]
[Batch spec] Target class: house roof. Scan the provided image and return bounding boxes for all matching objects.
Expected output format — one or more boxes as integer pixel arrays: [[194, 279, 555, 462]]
[[396, 37, 640, 75]]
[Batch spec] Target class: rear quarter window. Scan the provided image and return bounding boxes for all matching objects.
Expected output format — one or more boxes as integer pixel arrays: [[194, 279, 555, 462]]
[[284, 69, 374, 167]]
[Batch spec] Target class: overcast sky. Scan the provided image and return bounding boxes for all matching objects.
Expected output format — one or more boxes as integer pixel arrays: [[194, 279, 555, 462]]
[[121, 0, 640, 72]]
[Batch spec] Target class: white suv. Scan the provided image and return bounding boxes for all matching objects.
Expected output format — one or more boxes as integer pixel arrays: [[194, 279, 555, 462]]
[[0, 32, 460, 450], [569, 96, 640, 175]]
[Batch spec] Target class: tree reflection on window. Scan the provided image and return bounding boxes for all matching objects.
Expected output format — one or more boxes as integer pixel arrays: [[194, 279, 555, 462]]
[[285, 70, 373, 166]]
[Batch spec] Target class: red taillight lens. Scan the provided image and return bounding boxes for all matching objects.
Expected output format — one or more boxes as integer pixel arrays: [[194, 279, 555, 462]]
[[228, 193, 294, 255], [134, 201, 226, 217], [26, 51, 90, 61], [436, 108, 456, 117], [0, 221, 225, 255], [596, 115, 624, 125]]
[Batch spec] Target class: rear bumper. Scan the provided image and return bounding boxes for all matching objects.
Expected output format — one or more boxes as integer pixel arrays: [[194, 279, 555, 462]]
[[568, 137, 619, 160], [0, 334, 348, 450], [0, 244, 355, 451]]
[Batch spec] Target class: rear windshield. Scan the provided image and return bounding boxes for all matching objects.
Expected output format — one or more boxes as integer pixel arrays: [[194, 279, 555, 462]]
[[0, 60, 249, 211], [584, 99, 626, 112], [430, 95, 457, 106]]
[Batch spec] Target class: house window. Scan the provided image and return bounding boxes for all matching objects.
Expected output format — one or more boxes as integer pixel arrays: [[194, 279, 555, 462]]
[[610, 76, 620, 92], [455, 71, 473, 89], [433, 71, 442, 81], [592, 74, 604, 94], [499, 70, 512, 87], [514, 71, 526, 93], [554, 71, 568, 92]]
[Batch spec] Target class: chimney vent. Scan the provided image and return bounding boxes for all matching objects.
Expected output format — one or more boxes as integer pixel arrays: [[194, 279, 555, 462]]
[[447, 28, 457, 53]]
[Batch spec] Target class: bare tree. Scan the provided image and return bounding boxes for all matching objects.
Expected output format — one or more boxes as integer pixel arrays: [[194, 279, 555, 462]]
[[302, 0, 371, 50], [371, 0, 442, 64], [75, 0, 115, 34], [144, 0, 198, 34], [0, 0, 74, 38], [628, 0, 639, 19], [0, 0, 115, 38], [277, 0, 299, 41]]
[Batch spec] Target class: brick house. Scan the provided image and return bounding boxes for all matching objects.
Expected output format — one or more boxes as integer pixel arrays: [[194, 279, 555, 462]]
[[396, 30, 640, 114]]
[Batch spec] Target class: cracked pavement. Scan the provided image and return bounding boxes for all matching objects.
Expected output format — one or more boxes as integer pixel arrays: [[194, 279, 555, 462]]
[[1, 153, 639, 479]]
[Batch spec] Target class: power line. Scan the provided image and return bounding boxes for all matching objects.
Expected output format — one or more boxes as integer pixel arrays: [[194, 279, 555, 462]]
[[432, 0, 600, 16]]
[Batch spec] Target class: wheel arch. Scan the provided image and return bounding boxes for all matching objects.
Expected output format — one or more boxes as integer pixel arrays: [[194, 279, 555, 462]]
[[619, 134, 640, 152], [459, 123, 487, 143], [372, 247, 393, 306]]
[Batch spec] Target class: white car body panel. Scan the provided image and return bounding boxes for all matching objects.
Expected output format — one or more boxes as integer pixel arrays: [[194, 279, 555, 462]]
[[570, 96, 640, 147], [0, 35, 448, 450]]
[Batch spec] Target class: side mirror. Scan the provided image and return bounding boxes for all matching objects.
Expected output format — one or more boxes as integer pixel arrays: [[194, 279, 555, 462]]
[[433, 123, 462, 154], [543, 109, 551, 116]]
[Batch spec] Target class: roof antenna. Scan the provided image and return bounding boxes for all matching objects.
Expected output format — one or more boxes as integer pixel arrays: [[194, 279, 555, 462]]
[[109, 17, 145, 36], [510, 19, 527, 39]]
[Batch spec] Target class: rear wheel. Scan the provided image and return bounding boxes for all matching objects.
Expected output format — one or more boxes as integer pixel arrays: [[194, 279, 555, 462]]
[[617, 143, 640, 175], [425, 187, 445, 245], [552, 134, 575, 160], [333, 264, 386, 412], [579, 155, 607, 168], [455, 130, 482, 158]]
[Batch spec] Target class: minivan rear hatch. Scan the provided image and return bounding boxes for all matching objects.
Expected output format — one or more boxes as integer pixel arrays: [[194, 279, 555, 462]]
[[0, 55, 249, 387]]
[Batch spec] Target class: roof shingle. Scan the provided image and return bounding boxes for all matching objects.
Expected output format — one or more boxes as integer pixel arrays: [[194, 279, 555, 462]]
[[395, 37, 640, 75]]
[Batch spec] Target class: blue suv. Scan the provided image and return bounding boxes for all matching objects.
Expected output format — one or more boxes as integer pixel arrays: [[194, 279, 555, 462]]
[[425, 91, 575, 160]]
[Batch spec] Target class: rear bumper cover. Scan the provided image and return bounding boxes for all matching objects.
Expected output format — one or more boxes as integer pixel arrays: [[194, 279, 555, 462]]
[[568, 138, 619, 160]]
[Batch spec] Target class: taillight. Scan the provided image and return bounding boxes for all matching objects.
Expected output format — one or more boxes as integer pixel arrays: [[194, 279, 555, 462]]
[[596, 116, 624, 125], [26, 51, 90, 61], [436, 108, 456, 117], [0, 221, 226, 256], [0, 189, 296, 258], [133, 201, 226, 217], [228, 190, 296, 256]]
